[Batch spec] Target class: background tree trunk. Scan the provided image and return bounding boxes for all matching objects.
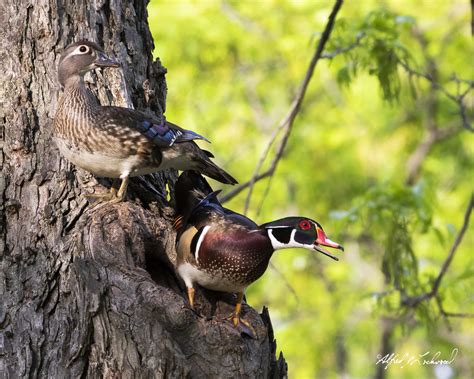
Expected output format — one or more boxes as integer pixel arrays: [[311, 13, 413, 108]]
[[0, 1, 287, 377]]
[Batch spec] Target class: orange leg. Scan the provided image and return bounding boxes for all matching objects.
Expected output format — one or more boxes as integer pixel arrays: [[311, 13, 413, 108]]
[[227, 292, 255, 337], [187, 287, 195, 309], [232, 292, 244, 326]]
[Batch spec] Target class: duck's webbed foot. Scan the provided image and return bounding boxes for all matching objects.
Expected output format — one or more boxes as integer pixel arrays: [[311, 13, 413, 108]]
[[224, 292, 255, 338], [87, 178, 128, 204]]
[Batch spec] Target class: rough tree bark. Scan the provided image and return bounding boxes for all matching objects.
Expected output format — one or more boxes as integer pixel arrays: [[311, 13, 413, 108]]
[[0, 1, 287, 377]]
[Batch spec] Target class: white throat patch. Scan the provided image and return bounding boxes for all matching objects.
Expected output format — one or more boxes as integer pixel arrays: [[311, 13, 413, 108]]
[[268, 228, 304, 250]]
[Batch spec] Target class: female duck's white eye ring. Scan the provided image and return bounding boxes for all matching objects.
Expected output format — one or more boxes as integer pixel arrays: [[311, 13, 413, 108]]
[[78, 45, 89, 53]]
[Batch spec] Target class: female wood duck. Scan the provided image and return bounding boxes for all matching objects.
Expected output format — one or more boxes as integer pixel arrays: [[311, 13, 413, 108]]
[[174, 171, 344, 331], [54, 40, 237, 202]]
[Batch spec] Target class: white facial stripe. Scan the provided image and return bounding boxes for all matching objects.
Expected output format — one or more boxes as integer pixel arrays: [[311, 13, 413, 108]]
[[268, 228, 317, 251], [267, 229, 284, 249], [195, 225, 211, 263], [290, 229, 296, 244]]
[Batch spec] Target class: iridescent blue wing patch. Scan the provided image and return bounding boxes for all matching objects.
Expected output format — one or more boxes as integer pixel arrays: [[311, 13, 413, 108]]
[[136, 119, 209, 147]]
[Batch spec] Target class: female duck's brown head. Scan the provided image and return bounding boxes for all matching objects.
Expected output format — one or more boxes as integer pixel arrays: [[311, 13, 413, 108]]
[[58, 40, 119, 87]]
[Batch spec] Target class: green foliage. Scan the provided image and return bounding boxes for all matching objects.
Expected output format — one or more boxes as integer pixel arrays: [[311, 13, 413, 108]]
[[148, 1, 473, 377], [382, 218, 419, 292], [329, 9, 414, 101], [360, 186, 424, 294], [333, 183, 447, 323]]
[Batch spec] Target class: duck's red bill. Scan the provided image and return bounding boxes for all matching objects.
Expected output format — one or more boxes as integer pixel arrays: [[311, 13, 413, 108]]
[[314, 229, 344, 261]]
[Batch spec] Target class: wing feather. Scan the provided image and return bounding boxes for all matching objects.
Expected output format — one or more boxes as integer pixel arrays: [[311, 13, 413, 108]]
[[98, 107, 209, 147]]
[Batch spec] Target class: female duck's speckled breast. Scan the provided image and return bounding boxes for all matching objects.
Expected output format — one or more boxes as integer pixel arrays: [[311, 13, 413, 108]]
[[54, 82, 160, 177]]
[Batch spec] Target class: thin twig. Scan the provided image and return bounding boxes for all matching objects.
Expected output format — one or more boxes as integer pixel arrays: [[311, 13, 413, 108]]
[[430, 195, 473, 295], [404, 30, 439, 185], [220, 0, 344, 207], [435, 296, 452, 331], [321, 32, 365, 59], [404, 28, 471, 184], [402, 194, 474, 307], [436, 296, 473, 327], [405, 123, 460, 185], [399, 59, 469, 101], [399, 59, 473, 132], [442, 312, 474, 318], [220, 170, 273, 203], [221, 1, 271, 38], [268, 262, 300, 304]]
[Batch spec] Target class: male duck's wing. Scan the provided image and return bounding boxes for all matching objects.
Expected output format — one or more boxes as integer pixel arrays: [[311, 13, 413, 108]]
[[189, 190, 259, 230], [201, 192, 258, 229], [98, 106, 209, 147], [221, 209, 259, 230]]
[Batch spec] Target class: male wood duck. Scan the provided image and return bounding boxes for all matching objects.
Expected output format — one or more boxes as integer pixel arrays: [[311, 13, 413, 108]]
[[54, 40, 237, 202], [174, 171, 344, 332]]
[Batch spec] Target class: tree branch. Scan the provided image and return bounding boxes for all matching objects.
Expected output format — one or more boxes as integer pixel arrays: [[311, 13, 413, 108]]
[[398, 59, 473, 132], [374, 317, 397, 379], [321, 32, 364, 59], [436, 296, 474, 321], [430, 195, 473, 296], [442, 312, 474, 318], [405, 123, 460, 185], [402, 194, 474, 307], [404, 27, 470, 184], [220, 0, 344, 207]]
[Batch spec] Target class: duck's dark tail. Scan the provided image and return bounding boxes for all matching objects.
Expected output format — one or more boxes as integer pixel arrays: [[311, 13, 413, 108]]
[[195, 149, 238, 185], [174, 170, 214, 229], [173, 141, 237, 186]]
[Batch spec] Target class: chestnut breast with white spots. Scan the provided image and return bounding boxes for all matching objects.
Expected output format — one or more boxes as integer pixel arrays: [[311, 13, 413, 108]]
[[192, 228, 274, 292]]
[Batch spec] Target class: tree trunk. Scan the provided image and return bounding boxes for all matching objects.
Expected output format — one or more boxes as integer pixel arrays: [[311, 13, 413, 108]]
[[0, 1, 287, 377]]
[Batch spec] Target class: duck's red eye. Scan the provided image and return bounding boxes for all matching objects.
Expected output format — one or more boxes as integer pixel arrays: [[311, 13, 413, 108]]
[[299, 220, 311, 230]]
